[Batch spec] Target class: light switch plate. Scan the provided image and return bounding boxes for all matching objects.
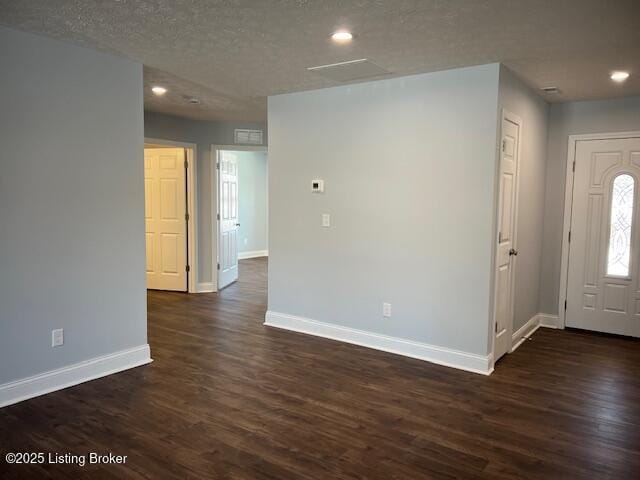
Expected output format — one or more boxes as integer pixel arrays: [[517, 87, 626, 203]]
[[383, 303, 392, 318], [322, 213, 331, 227]]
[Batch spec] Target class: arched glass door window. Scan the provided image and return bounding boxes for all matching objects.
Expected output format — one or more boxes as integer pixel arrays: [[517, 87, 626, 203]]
[[607, 174, 635, 277]]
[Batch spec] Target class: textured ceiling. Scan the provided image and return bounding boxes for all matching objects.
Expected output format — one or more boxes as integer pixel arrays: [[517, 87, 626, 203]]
[[1, 0, 639, 122]]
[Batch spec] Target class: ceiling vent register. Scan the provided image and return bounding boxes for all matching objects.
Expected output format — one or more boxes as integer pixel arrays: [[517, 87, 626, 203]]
[[307, 59, 390, 82]]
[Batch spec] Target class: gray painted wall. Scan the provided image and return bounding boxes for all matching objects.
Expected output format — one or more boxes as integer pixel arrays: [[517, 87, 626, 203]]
[[236, 151, 268, 254], [498, 67, 550, 332], [539, 96, 640, 314], [268, 64, 501, 356], [0, 27, 147, 383], [144, 111, 267, 284]]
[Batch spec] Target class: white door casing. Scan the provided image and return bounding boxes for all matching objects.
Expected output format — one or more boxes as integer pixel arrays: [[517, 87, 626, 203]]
[[145, 147, 188, 291], [218, 150, 239, 289], [493, 113, 521, 362], [566, 137, 640, 337]]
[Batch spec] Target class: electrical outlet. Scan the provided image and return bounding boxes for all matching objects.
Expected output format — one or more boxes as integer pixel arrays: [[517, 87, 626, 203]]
[[322, 213, 331, 227], [311, 179, 324, 193], [51, 328, 64, 347], [382, 303, 392, 318]]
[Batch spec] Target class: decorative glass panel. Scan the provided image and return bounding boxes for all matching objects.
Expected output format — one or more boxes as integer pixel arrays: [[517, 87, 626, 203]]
[[607, 174, 635, 276]]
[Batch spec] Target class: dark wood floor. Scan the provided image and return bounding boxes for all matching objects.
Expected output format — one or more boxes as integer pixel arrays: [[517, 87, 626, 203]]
[[2, 257, 640, 479]]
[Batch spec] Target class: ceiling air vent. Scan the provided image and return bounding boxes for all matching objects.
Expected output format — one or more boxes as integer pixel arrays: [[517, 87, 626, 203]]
[[540, 86, 561, 94], [307, 59, 390, 83], [234, 129, 263, 145]]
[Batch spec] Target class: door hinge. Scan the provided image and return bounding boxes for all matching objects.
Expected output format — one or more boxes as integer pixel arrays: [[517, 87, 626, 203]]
[[564, 300, 567, 311], [568, 230, 571, 243], [186, 264, 190, 272], [185, 213, 190, 221], [217, 262, 220, 270], [572, 161, 576, 172], [495, 322, 498, 333], [501, 139, 506, 152], [216, 162, 220, 170], [184, 160, 188, 169], [217, 213, 220, 220]]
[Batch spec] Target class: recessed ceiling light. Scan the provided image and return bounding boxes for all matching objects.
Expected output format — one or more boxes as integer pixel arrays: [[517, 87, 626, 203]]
[[331, 31, 353, 43], [610, 71, 630, 82], [151, 86, 167, 95]]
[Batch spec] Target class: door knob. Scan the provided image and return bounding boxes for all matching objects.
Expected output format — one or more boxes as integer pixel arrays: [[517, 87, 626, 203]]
[[509, 248, 518, 256]]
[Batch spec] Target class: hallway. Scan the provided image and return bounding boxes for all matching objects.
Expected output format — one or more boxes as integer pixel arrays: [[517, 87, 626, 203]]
[[1, 258, 639, 479]]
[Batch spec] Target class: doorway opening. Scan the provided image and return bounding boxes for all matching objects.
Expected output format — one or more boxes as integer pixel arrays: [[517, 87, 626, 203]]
[[213, 145, 268, 290], [144, 138, 197, 293]]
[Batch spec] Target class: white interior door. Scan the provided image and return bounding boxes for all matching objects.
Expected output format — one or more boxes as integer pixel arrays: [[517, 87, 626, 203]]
[[218, 150, 239, 289], [566, 137, 640, 337], [494, 115, 521, 361], [144, 147, 187, 291]]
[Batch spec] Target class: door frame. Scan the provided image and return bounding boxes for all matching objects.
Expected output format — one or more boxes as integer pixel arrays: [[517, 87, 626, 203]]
[[144, 137, 198, 293], [558, 131, 640, 329], [211, 144, 268, 291], [490, 109, 523, 367]]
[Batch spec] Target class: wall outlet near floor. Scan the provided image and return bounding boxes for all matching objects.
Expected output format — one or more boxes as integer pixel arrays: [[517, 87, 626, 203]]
[[311, 179, 324, 193], [382, 303, 392, 318], [322, 213, 331, 227], [51, 328, 64, 347]]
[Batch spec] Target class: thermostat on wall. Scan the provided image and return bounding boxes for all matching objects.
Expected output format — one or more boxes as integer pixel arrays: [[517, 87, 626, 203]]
[[311, 179, 324, 193]]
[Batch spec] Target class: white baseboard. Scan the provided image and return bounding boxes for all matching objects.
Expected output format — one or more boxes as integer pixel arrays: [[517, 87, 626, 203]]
[[538, 313, 562, 329], [511, 313, 562, 353], [196, 282, 215, 293], [238, 250, 268, 260], [264, 311, 493, 375], [511, 315, 541, 352], [0, 344, 152, 408]]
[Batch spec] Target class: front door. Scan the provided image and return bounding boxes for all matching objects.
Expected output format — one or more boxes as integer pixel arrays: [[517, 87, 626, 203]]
[[494, 114, 521, 361], [218, 151, 239, 289], [566, 136, 640, 337]]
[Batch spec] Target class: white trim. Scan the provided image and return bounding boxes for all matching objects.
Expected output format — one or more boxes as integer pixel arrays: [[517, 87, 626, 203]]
[[490, 109, 523, 367], [558, 131, 640, 328], [187, 147, 197, 293], [196, 282, 215, 293], [238, 250, 268, 260], [510, 313, 562, 353], [511, 314, 541, 352], [212, 144, 268, 290], [264, 311, 493, 375], [212, 144, 267, 152], [211, 148, 219, 292], [0, 345, 152, 408], [145, 137, 198, 293], [538, 313, 561, 329]]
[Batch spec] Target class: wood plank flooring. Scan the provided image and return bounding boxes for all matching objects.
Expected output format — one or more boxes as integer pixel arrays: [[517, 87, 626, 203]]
[[1, 257, 639, 479]]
